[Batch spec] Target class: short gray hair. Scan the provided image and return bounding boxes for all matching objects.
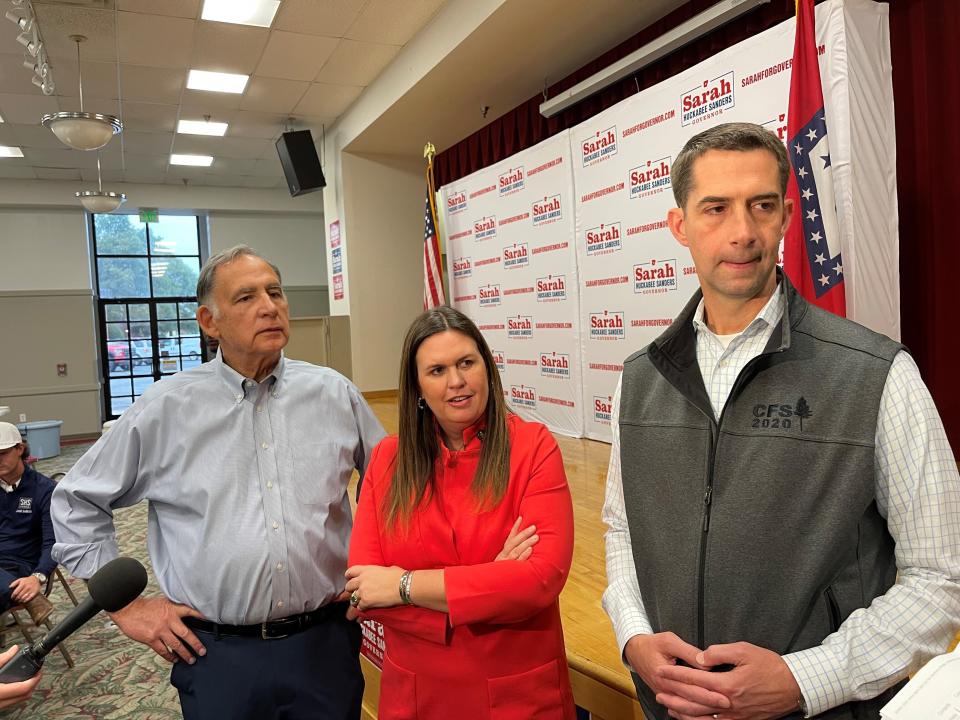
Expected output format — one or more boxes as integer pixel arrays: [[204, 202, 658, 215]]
[[671, 122, 789, 210], [196, 245, 282, 308]]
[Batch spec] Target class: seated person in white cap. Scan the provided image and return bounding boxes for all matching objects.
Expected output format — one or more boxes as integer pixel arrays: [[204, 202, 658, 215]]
[[0, 422, 56, 625]]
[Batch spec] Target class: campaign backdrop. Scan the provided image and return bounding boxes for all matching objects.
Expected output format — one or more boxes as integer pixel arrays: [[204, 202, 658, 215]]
[[442, 0, 897, 441], [442, 132, 584, 437]]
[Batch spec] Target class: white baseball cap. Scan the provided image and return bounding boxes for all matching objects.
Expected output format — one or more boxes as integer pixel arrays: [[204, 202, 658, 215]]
[[0, 422, 22, 450]]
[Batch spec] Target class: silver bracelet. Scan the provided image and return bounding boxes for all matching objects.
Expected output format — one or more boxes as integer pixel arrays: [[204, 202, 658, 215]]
[[399, 570, 413, 605]]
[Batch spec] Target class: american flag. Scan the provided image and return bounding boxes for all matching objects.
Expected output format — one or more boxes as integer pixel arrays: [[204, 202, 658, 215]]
[[423, 171, 446, 309], [783, 0, 846, 316]]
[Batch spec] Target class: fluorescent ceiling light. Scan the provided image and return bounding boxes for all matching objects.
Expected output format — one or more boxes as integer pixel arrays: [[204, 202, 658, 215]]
[[177, 119, 229, 136], [187, 69, 248, 94], [171, 154, 214, 167], [0, 113, 4, 122], [0, 146, 24, 157], [201, 0, 280, 27]]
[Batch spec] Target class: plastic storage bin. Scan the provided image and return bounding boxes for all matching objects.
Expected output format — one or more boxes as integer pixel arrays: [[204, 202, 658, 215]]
[[17, 420, 64, 460]]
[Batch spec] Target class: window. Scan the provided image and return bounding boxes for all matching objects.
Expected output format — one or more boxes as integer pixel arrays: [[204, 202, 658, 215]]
[[92, 214, 206, 418]]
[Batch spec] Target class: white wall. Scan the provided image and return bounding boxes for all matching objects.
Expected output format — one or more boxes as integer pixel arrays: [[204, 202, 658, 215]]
[[208, 212, 327, 286], [0, 208, 91, 291], [340, 152, 425, 391]]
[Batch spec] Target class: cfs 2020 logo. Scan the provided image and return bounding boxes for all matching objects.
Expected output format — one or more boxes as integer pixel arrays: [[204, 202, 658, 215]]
[[751, 397, 813, 430]]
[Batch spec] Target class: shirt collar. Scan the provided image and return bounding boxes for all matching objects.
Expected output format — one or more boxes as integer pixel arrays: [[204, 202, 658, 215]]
[[213, 349, 286, 400], [436, 415, 487, 457], [692, 281, 785, 339]]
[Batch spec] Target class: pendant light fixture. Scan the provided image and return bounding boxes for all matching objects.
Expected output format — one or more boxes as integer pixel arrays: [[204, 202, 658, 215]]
[[41, 35, 121, 151], [76, 152, 126, 213]]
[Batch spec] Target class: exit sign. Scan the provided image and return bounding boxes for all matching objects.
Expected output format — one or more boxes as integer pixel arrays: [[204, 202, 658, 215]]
[[139, 208, 159, 223]]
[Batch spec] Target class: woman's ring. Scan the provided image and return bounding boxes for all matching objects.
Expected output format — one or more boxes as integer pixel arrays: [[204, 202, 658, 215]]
[[349, 591, 361, 607]]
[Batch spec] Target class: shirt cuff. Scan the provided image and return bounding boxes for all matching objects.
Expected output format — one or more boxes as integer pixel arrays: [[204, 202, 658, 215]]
[[602, 586, 654, 664], [782, 644, 847, 718], [51, 540, 120, 580]]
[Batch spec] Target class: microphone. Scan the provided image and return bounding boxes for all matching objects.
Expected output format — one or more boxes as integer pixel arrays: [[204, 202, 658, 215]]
[[0, 557, 147, 682]]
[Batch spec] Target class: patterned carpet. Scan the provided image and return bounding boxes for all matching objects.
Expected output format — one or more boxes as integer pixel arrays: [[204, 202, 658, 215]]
[[2, 442, 182, 718]]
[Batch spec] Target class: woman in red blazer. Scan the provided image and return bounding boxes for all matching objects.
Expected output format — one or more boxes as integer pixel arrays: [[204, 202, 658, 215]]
[[346, 306, 575, 719]]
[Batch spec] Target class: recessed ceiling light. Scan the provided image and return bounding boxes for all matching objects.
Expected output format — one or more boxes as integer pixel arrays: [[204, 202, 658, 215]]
[[0, 146, 24, 157], [177, 119, 229, 136], [201, 0, 280, 27], [187, 69, 248, 94], [171, 154, 214, 167]]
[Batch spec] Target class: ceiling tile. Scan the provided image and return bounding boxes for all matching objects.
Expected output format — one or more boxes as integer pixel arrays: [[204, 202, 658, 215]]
[[52, 62, 121, 102], [117, 0, 200, 19], [273, 0, 367, 38], [293, 83, 362, 117], [0, 166, 37, 179], [24, 147, 97, 169], [122, 169, 168, 184], [180, 87, 244, 112], [241, 175, 282, 189], [57, 96, 121, 118], [79, 168, 125, 183], [119, 66, 185, 105], [0, 54, 47, 95], [208, 156, 258, 175], [120, 154, 170, 173], [11, 123, 72, 150], [171, 134, 273, 159], [35, 167, 82, 180], [255, 32, 339, 82], [0, 93, 60, 124], [191, 21, 270, 75], [239, 77, 309, 113], [121, 102, 179, 133], [251, 156, 282, 177], [345, 0, 445, 45], [32, 5, 118, 63], [314, 39, 400, 86], [118, 11, 195, 68], [123, 131, 174, 155], [0, 124, 18, 144], [228, 111, 288, 139]]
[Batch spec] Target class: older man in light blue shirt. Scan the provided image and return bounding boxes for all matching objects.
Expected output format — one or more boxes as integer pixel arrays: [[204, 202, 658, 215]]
[[51, 246, 385, 720]]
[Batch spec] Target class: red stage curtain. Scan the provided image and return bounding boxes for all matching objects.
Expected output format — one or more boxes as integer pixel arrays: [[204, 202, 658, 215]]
[[435, 0, 958, 450], [889, 0, 960, 450]]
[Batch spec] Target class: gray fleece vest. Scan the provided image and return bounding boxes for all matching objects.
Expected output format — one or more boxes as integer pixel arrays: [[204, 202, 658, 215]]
[[620, 275, 904, 720]]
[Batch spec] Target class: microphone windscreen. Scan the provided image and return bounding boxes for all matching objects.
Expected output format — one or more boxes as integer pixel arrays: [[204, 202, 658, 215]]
[[87, 557, 148, 612]]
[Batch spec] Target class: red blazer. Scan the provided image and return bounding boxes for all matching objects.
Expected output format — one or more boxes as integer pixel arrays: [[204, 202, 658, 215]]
[[349, 413, 576, 719]]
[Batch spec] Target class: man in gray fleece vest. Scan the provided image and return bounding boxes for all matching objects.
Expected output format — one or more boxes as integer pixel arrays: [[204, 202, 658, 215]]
[[602, 122, 960, 720]]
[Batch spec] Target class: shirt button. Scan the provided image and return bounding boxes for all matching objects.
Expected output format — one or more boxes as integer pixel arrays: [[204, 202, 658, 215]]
[[267, 482, 273, 489], [277, 563, 284, 571], [236, 395, 243, 402], [261, 442, 269, 449], [277, 601, 284, 609], [272, 521, 279, 530], [256, 405, 263, 413]]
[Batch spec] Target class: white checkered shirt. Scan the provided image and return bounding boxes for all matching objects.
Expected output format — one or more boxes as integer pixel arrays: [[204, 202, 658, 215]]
[[601, 286, 960, 717]]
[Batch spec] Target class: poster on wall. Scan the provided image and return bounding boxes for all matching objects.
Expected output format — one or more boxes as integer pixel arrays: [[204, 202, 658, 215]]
[[438, 0, 897, 441], [570, 0, 897, 440], [443, 132, 584, 438]]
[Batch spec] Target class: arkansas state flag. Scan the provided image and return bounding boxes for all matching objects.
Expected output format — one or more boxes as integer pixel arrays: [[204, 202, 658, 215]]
[[783, 0, 846, 316]]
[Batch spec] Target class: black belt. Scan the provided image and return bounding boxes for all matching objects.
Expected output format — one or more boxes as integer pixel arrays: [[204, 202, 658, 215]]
[[184, 602, 346, 640]]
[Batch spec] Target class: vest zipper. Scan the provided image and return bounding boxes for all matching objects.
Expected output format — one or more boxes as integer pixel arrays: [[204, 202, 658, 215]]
[[696, 352, 769, 648]]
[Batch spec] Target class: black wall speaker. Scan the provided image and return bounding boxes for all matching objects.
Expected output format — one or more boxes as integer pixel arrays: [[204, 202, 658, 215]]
[[275, 130, 326, 197]]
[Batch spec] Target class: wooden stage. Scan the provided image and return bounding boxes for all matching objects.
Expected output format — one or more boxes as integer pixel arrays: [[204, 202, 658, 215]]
[[355, 394, 644, 720]]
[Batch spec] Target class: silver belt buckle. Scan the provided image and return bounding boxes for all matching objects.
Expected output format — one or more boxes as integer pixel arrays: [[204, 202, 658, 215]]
[[261, 621, 288, 640]]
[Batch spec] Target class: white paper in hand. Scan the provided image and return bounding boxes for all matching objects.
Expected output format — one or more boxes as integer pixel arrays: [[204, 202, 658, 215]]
[[880, 651, 960, 720]]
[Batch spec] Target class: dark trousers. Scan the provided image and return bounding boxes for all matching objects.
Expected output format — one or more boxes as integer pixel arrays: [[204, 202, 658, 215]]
[[171, 613, 364, 720], [0, 559, 33, 613]]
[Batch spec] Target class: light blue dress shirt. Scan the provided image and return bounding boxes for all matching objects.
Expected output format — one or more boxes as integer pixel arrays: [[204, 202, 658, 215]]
[[51, 352, 386, 625]]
